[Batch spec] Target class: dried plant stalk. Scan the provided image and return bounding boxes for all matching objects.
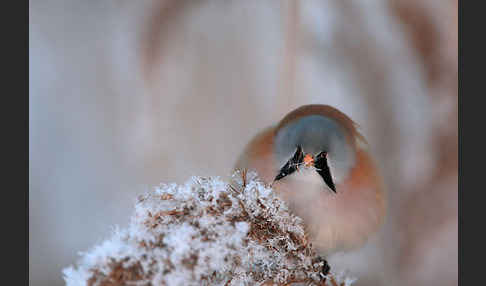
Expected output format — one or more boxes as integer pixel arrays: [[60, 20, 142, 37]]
[[63, 171, 356, 286]]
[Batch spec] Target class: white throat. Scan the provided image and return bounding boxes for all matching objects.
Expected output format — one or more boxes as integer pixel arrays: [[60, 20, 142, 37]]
[[291, 167, 335, 195]]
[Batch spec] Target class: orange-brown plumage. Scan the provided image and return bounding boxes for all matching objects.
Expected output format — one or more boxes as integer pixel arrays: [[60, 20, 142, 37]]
[[234, 104, 386, 255]]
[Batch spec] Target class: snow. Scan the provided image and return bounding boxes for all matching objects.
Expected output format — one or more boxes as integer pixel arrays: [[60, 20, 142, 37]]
[[63, 171, 355, 285]]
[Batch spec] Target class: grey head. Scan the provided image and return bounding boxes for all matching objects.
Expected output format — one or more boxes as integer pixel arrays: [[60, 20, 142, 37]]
[[273, 114, 357, 193]]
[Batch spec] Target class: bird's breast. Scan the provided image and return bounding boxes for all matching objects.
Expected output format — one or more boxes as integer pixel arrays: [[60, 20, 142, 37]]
[[272, 149, 386, 256]]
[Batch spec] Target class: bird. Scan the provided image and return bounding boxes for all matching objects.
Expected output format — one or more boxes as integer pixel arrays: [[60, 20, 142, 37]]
[[234, 104, 386, 256]]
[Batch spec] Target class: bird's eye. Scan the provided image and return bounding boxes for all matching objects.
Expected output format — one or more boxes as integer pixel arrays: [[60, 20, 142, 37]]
[[274, 146, 304, 181], [314, 152, 336, 193]]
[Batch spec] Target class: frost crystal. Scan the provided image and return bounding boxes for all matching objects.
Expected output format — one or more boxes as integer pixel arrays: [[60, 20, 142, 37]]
[[63, 171, 355, 286]]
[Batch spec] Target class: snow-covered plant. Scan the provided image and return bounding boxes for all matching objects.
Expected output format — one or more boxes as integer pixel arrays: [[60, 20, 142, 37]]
[[63, 171, 354, 286]]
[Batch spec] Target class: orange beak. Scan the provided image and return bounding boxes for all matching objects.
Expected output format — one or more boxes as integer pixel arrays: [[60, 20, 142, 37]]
[[303, 153, 314, 167]]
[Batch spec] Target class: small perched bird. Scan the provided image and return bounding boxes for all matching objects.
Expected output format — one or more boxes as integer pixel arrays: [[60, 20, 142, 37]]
[[235, 104, 386, 256]]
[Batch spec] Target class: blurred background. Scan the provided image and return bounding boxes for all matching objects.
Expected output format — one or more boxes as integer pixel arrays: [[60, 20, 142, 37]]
[[29, 1, 457, 285]]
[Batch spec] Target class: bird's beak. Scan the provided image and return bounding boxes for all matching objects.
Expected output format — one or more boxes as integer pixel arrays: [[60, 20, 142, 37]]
[[303, 154, 314, 167]]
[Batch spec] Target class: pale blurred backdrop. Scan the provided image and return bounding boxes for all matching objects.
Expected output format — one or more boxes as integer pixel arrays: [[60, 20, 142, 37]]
[[29, 1, 457, 285]]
